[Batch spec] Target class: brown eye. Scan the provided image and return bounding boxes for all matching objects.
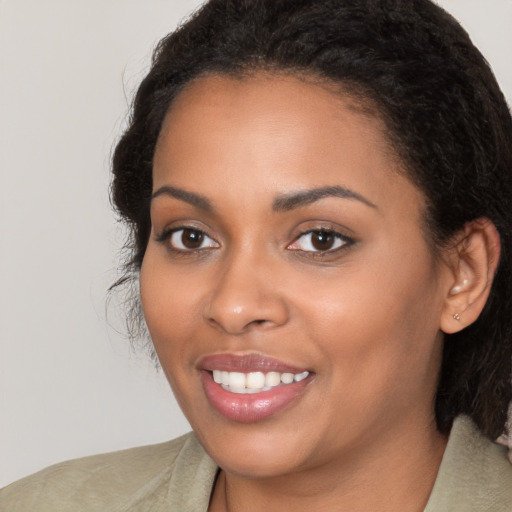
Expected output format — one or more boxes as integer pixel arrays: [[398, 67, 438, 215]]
[[168, 228, 219, 251], [288, 229, 351, 253], [310, 230, 335, 251], [181, 228, 204, 249]]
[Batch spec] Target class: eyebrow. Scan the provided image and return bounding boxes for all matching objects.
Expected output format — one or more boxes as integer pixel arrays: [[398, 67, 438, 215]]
[[272, 186, 376, 211], [151, 184, 376, 213], [151, 185, 213, 212]]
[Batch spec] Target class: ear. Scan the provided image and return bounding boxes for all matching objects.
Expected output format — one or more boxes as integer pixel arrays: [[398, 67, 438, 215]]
[[440, 218, 501, 334]]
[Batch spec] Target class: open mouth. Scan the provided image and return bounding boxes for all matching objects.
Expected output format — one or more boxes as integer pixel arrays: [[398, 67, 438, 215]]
[[200, 367, 313, 422], [197, 354, 314, 422], [212, 370, 310, 394]]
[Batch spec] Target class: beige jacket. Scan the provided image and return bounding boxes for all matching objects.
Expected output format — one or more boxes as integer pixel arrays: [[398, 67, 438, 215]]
[[1, 416, 511, 511]]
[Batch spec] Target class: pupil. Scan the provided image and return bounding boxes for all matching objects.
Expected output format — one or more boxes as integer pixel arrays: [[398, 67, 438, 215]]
[[182, 229, 204, 249], [312, 230, 334, 251]]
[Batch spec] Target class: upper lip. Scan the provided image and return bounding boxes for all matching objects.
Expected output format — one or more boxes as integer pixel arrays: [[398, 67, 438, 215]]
[[197, 353, 310, 373]]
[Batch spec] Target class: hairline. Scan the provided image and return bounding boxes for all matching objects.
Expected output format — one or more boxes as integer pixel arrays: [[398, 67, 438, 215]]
[[154, 66, 443, 255]]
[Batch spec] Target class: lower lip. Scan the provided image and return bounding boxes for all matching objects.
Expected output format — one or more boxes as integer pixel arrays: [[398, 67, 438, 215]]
[[201, 371, 312, 423]]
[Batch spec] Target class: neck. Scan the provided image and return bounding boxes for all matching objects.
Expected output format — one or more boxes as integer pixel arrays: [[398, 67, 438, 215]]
[[209, 416, 447, 512]]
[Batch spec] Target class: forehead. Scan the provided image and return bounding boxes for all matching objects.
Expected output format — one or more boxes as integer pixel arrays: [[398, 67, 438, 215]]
[[158, 73, 392, 157], [153, 72, 423, 218]]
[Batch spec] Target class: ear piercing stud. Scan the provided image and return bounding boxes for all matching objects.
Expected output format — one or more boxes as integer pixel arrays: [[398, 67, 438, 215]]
[[453, 313, 461, 321]]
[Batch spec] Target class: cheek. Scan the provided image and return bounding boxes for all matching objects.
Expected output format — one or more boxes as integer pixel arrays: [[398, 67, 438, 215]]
[[292, 244, 443, 385], [139, 250, 210, 418], [139, 249, 203, 362]]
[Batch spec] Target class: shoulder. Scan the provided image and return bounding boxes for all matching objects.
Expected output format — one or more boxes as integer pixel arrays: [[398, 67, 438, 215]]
[[0, 432, 217, 512], [425, 415, 512, 512]]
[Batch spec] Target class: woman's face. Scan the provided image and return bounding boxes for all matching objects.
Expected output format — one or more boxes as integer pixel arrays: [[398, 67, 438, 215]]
[[141, 74, 451, 478]]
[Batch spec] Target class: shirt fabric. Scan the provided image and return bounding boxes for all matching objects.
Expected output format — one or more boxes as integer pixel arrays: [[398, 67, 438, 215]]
[[1, 415, 511, 511]]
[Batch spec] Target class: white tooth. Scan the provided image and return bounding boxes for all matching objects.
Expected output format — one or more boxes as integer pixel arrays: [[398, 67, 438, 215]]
[[228, 386, 247, 394], [221, 371, 230, 386], [265, 372, 281, 387], [281, 373, 294, 384], [213, 370, 222, 384], [221, 385, 261, 394], [246, 372, 265, 389], [229, 372, 246, 389], [294, 371, 309, 382]]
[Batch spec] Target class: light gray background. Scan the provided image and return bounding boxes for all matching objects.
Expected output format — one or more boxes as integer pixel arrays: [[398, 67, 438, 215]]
[[1, 0, 511, 488]]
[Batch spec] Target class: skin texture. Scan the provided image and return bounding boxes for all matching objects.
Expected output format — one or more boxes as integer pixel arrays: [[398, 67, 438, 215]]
[[140, 74, 497, 511]]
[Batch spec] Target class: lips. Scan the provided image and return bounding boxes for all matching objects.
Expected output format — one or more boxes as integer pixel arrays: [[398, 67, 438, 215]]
[[198, 354, 313, 423]]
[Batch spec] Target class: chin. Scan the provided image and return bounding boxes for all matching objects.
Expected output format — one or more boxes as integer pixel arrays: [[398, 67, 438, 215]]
[[191, 417, 315, 478]]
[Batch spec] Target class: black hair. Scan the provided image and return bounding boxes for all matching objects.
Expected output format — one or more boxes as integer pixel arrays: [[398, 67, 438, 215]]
[[111, 0, 512, 439]]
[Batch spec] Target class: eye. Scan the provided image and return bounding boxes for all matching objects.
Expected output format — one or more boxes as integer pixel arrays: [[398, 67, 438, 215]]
[[288, 229, 350, 253], [165, 228, 219, 251]]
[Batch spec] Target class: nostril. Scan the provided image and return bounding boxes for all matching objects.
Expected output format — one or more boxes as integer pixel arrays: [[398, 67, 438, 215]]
[[248, 319, 270, 328], [203, 293, 289, 334]]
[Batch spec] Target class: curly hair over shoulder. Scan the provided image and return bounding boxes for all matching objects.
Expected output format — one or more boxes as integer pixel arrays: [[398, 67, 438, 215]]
[[111, 0, 512, 440]]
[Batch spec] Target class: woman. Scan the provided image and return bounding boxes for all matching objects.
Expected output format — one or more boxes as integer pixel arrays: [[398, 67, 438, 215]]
[[2, 0, 511, 510]]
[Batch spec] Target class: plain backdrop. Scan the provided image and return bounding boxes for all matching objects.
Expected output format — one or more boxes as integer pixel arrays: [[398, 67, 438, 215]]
[[1, 0, 511, 488]]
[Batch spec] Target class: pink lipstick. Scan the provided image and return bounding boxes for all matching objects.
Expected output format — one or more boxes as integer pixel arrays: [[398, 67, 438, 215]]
[[198, 354, 313, 423]]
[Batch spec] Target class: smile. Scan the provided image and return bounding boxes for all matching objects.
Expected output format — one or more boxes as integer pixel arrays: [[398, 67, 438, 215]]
[[198, 354, 313, 422], [213, 370, 310, 394]]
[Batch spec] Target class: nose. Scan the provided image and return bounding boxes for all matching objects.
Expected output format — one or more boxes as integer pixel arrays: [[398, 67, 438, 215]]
[[203, 251, 289, 335]]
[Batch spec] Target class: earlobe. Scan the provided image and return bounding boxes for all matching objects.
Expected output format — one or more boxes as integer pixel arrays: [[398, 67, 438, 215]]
[[440, 218, 500, 334]]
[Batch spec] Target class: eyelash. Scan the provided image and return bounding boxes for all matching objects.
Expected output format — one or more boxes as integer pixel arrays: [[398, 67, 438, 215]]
[[155, 226, 354, 257], [288, 229, 354, 256], [155, 227, 219, 253]]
